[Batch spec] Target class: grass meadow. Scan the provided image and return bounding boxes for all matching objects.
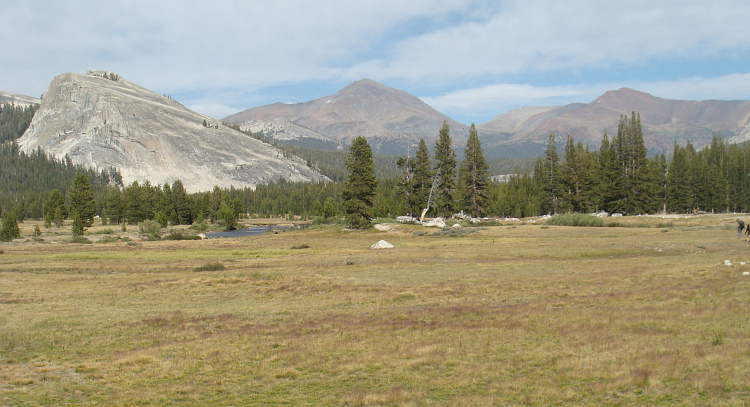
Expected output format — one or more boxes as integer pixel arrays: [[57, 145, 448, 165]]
[[1, 215, 749, 406]]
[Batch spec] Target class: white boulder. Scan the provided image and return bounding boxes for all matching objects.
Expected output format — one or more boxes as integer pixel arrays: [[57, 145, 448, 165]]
[[423, 217, 446, 227], [370, 240, 394, 249]]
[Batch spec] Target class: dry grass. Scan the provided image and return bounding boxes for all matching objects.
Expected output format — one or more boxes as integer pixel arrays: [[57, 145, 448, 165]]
[[1, 214, 749, 405]]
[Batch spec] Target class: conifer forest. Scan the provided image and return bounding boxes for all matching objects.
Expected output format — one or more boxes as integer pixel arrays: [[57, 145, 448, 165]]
[[3, 109, 750, 230]]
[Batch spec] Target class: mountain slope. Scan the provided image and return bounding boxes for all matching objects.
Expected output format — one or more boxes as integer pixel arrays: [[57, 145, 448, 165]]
[[0, 91, 40, 107], [17, 71, 327, 192], [224, 79, 471, 155], [479, 88, 750, 153]]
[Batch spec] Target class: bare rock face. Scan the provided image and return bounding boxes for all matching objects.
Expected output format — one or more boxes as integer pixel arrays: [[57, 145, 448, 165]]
[[18, 71, 328, 192]]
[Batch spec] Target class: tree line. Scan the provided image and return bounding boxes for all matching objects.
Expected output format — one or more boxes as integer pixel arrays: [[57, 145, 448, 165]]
[[9, 111, 750, 237]]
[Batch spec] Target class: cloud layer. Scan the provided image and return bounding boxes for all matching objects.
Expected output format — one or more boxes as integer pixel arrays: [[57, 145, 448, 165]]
[[2, 0, 749, 122]]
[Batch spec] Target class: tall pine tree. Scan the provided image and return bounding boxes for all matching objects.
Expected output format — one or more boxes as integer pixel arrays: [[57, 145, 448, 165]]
[[433, 121, 457, 217], [411, 139, 432, 216], [342, 136, 377, 229], [459, 124, 489, 217], [68, 172, 96, 228]]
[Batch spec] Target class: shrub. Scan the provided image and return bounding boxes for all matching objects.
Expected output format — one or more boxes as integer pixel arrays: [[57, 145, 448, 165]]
[[545, 213, 605, 227], [94, 228, 114, 235], [189, 222, 209, 232], [69, 236, 92, 244], [163, 230, 201, 241], [291, 244, 310, 249], [139, 220, 162, 239], [194, 262, 225, 272], [97, 236, 119, 243]]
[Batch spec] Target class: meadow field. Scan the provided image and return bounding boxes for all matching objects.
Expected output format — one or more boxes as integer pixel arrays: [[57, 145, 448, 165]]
[[1, 215, 749, 406]]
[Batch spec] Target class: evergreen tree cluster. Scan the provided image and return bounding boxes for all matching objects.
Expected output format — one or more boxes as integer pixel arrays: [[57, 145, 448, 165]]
[[0, 143, 122, 221], [0, 103, 39, 143], [488, 112, 750, 218]]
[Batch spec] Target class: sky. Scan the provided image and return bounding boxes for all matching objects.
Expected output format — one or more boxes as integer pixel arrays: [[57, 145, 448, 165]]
[[3, 0, 750, 125]]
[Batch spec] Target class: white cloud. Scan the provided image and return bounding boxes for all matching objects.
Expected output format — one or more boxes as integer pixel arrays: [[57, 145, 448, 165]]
[[352, 0, 750, 82], [421, 73, 750, 124], [635, 74, 750, 101], [2, 0, 750, 122]]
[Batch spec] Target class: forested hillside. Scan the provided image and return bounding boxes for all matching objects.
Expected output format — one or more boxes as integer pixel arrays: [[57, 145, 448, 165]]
[[0, 103, 39, 143], [0, 143, 122, 220]]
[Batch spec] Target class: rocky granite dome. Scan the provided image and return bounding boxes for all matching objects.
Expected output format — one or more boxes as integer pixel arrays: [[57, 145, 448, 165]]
[[224, 79, 470, 155], [17, 71, 328, 192]]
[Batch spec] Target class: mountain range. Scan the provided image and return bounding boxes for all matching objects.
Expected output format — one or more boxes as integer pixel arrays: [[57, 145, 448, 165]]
[[225, 82, 750, 158], [16, 71, 327, 193], [7, 72, 750, 192]]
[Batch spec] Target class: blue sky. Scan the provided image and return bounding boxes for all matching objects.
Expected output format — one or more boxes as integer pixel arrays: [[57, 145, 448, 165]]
[[3, 0, 750, 125]]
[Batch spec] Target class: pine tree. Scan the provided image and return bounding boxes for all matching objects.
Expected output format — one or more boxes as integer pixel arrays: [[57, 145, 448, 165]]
[[44, 189, 67, 220], [172, 180, 192, 225], [342, 136, 377, 229], [411, 139, 432, 217], [68, 172, 95, 228], [613, 112, 651, 214], [536, 133, 560, 214], [459, 124, 489, 217], [0, 212, 20, 241], [433, 121, 457, 217]]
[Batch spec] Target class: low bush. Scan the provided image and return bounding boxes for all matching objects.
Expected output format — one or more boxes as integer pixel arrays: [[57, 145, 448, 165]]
[[162, 230, 201, 241], [139, 220, 162, 239], [189, 222, 210, 232], [545, 213, 605, 227], [69, 236, 92, 244], [291, 244, 310, 249], [431, 227, 482, 237], [94, 228, 114, 235], [97, 236, 119, 243], [194, 262, 225, 272]]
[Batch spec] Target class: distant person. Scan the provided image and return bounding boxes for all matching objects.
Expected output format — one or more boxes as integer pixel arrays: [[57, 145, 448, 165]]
[[738, 219, 745, 238]]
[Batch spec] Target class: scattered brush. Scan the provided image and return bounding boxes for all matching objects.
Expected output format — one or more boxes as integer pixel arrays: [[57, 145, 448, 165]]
[[431, 227, 482, 237], [162, 230, 201, 241], [194, 262, 226, 272], [97, 236, 120, 243], [545, 213, 605, 227], [69, 236, 92, 244], [94, 228, 115, 235], [291, 244, 310, 249]]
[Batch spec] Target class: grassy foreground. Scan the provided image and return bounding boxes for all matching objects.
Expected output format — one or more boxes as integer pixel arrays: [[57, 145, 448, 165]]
[[1, 216, 749, 406]]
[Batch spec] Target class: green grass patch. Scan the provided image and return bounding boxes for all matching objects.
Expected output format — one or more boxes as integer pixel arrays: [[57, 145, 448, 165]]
[[546, 213, 605, 227]]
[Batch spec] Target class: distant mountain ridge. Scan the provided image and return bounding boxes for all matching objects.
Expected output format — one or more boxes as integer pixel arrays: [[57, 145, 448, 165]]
[[0, 91, 40, 107], [478, 88, 750, 154], [17, 71, 327, 192], [226, 82, 750, 158], [224, 79, 470, 155]]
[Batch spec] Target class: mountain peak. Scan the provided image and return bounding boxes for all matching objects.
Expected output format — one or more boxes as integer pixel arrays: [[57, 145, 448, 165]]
[[224, 79, 468, 154]]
